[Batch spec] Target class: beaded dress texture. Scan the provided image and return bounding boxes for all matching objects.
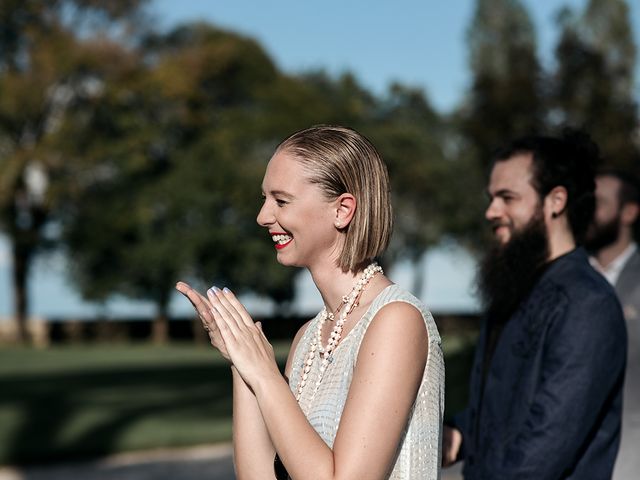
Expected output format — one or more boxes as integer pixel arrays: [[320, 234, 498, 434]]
[[289, 284, 444, 479]]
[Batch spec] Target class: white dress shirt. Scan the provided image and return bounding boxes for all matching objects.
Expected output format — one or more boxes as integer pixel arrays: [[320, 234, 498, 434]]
[[590, 242, 638, 286]]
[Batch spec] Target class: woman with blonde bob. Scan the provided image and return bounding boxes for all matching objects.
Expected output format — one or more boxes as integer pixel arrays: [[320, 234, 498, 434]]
[[177, 125, 444, 479]]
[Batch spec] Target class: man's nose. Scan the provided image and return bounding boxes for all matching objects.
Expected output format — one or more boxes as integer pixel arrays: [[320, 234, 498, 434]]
[[485, 198, 502, 221]]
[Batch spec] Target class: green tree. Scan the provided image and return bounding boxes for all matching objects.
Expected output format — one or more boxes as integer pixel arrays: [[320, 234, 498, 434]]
[[366, 85, 449, 259], [55, 24, 305, 342], [364, 85, 485, 293], [0, 0, 148, 343], [461, 0, 543, 168], [551, 0, 639, 171]]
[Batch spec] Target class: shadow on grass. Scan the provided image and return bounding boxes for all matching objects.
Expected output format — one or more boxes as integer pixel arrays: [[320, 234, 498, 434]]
[[0, 337, 474, 467], [0, 362, 235, 466]]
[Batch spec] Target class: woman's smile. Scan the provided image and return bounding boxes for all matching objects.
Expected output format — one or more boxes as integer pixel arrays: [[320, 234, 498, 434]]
[[271, 231, 294, 249]]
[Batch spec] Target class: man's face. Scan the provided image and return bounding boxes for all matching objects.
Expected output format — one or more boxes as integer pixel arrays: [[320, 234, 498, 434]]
[[485, 153, 544, 245], [479, 152, 550, 323], [585, 175, 622, 250]]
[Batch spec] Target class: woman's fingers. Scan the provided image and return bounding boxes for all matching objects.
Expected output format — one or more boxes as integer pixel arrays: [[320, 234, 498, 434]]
[[176, 282, 209, 317], [207, 287, 271, 354], [177, 282, 267, 361], [174, 282, 233, 361], [207, 286, 248, 330], [208, 288, 243, 340], [176, 283, 210, 319], [219, 288, 255, 327], [176, 282, 224, 339], [201, 288, 278, 388]]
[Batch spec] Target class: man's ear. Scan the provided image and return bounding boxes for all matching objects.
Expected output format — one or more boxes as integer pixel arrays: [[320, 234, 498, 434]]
[[545, 186, 568, 219], [334, 193, 356, 229], [621, 202, 639, 227]]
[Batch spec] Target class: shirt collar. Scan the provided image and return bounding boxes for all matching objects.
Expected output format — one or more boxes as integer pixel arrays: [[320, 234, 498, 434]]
[[590, 242, 637, 286]]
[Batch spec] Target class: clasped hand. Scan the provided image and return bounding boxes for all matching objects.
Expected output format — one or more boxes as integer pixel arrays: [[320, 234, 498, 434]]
[[176, 281, 230, 359], [175, 282, 279, 389]]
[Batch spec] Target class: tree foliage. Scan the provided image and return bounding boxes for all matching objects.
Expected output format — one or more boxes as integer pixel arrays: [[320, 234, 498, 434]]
[[2, 0, 639, 342], [461, 0, 544, 168], [53, 24, 305, 342], [50, 19, 473, 335], [551, 0, 639, 172], [0, 0, 148, 342]]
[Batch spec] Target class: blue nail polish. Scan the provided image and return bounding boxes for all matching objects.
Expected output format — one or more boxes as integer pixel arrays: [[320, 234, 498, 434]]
[[208, 286, 220, 294], [223, 287, 231, 293]]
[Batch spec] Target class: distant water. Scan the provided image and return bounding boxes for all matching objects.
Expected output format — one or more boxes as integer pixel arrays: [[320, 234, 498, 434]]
[[0, 235, 479, 321]]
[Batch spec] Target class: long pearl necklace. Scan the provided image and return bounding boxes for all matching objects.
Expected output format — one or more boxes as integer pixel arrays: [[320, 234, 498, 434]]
[[295, 262, 383, 402]]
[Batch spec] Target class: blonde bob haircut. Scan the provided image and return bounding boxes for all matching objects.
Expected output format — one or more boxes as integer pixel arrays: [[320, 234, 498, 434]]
[[276, 125, 393, 273]]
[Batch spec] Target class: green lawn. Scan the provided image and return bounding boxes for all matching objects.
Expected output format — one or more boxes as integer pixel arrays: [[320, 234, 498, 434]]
[[0, 335, 476, 466]]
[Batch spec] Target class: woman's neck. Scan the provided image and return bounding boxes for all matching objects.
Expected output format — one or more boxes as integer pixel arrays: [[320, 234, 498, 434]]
[[309, 264, 361, 312], [309, 261, 389, 312]]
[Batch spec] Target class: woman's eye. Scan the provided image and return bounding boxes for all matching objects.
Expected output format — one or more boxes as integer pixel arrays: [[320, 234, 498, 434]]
[[276, 199, 287, 207]]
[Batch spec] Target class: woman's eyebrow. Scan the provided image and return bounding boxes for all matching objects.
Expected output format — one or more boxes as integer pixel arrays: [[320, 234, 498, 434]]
[[266, 189, 295, 199]]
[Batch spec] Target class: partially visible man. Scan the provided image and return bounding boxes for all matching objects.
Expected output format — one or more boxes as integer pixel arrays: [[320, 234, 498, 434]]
[[585, 169, 640, 480], [587, 170, 640, 326], [442, 132, 627, 479]]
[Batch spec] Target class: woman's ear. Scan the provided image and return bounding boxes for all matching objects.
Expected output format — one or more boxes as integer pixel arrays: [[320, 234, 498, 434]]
[[335, 193, 356, 229]]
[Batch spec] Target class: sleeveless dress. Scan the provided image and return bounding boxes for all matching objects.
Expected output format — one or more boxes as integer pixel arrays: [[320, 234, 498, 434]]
[[288, 284, 444, 479]]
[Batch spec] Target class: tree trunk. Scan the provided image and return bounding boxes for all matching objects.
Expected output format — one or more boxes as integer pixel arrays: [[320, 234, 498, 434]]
[[152, 298, 169, 345], [11, 243, 31, 344]]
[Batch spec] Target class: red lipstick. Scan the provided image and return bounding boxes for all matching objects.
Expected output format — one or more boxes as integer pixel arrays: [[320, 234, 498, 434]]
[[270, 231, 293, 250]]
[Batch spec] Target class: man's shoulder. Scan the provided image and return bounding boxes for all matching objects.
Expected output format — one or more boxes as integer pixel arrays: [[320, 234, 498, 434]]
[[529, 249, 622, 321], [518, 251, 626, 346], [544, 248, 614, 296], [616, 248, 640, 312], [621, 248, 640, 273]]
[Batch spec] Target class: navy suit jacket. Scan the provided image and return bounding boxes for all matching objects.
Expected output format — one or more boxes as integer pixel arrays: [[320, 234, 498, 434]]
[[453, 248, 627, 479]]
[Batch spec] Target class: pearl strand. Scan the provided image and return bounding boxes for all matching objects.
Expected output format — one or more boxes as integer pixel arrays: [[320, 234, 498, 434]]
[[295, 262, 383, 402]]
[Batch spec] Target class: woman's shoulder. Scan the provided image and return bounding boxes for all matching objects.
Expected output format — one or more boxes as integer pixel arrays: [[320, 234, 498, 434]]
[[360, 284, 441, 347], [354, 293, 430, 373], [371, 283, 425, 307], [369, 284, 433, 322], [371, 298, 428, 337]]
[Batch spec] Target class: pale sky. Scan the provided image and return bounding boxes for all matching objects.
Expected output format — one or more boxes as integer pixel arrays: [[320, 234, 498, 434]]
[[151, 0, 640, 113]]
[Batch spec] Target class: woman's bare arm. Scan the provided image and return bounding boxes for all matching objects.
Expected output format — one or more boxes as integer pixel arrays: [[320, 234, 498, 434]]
[[211, 287, 429, 480]]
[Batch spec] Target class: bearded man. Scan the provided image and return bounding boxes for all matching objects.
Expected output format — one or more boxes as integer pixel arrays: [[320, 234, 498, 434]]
[[586, 170, 640, 325], [442, 132, 627, 479], [585, 169, 640, 480]]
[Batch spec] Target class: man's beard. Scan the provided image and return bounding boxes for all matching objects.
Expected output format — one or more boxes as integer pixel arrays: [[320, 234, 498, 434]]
[[477, 209, 550, 325], [584, 215, 620, 253]]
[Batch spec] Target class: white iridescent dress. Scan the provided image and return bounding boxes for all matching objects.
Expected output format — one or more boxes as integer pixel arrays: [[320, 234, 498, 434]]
[[288, 284, 444, 479]]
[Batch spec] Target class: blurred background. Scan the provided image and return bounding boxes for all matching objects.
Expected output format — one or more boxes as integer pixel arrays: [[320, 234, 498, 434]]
[[0, 0, 638, 477]]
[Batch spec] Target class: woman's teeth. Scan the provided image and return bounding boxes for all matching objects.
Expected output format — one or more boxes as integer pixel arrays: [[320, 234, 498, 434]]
[[272, 234, 293, 245]]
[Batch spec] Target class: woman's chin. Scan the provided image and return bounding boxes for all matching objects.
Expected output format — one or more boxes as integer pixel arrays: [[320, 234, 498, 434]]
[[275, 253, 305, 268]]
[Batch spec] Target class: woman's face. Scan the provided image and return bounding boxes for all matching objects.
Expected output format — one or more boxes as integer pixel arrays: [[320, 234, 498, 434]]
[[257, 150, 342, 269]]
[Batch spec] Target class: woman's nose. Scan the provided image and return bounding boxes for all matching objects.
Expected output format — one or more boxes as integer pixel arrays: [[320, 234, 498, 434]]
[[257, 200, 273, 227]]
